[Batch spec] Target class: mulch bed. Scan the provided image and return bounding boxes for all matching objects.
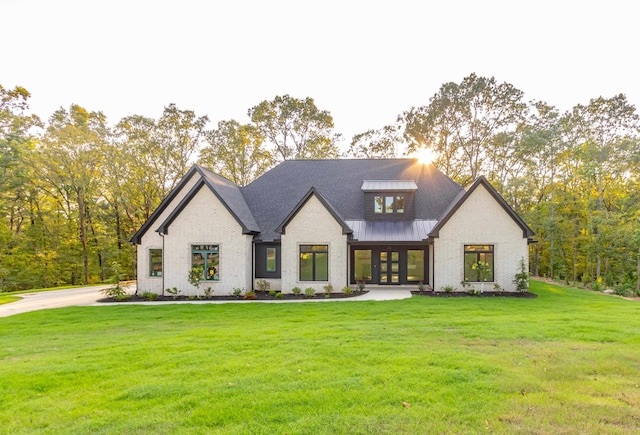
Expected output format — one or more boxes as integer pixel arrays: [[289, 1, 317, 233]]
[[98, 291, 369, 303], [411, 291, 537, 298]]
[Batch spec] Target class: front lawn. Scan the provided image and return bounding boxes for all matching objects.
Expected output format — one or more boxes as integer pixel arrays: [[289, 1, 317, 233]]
[[1, 280, 639, 433]]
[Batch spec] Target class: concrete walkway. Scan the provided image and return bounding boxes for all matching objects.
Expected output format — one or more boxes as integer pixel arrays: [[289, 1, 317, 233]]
[[0, 286, 412, 317]]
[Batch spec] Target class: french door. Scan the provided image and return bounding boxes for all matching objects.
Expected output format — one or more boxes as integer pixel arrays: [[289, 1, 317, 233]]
[[379, 250, 399, 284]]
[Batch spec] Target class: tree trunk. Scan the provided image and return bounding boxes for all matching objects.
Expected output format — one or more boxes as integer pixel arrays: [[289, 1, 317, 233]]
[[77, 190, 89, 285]]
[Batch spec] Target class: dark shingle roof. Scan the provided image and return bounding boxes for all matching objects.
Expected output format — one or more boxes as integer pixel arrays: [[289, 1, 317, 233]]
[[241, 159, 464, 241]]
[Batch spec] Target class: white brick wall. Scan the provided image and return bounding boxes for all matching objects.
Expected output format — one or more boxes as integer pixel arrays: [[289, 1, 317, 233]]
[[137, 175, 200, 294], [433, 184, 528, 292], [138, 183, 252, 296], [281, 195, 348, 293]]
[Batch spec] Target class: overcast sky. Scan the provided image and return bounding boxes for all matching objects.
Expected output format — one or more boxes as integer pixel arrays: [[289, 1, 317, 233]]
[[3, 0, 638, 146]]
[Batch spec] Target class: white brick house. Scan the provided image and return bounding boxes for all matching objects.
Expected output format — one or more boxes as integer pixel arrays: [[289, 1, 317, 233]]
[[131, 160, 534, 295]]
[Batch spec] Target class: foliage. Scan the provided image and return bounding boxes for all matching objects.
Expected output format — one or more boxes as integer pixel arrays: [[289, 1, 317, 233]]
[[255, 279, 270, 292], [417, 280, 425, 291], [357, 281, 366, 291], [291, 286, 302, 296], [304, 287, 316, 298], [199, 120, 271, 186], [100, 262, 130, 300], [203, 287, 213, 298], [347, 124, 406, 158], [141, 291, 158, 301], [268, 289, 277, 297], [187, 266, 203, 298], [166, 287, 181, 299], [441, 285, 456, 293], [342, 286, 353, 295], [243, 290, 256, 300], [513, 257, 529, 292], [248, 94, 340, 162], [232, 288, 243, 298], [275, 291, 283, 299], [322, 284, 333, 297]]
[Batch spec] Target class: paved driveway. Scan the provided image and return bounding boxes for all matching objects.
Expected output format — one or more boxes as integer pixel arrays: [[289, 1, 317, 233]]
[[0, 285, 113, 318]]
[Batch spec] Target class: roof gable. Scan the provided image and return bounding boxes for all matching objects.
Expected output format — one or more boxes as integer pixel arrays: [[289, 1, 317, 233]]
[[428, 176, 534, 239], [276, 187, 352, 236], [130, 165, 259, 244]]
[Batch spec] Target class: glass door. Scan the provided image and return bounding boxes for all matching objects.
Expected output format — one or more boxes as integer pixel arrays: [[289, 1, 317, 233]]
[[379, 250, 399, 284]]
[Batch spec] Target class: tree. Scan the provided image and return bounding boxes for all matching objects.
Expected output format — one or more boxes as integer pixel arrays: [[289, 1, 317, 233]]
[[402, 73, 528, 184], [199, 120, 271, 186], [248, 94, 340, 162], [347, 124, 407, 159], [35, 105, 109, 284]]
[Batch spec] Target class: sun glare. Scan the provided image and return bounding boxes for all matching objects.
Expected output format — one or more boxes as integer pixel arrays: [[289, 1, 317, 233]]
[[413, 147, 436, 165]]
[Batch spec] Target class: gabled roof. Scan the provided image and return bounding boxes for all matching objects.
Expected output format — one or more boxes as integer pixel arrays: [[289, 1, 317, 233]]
[[130, 165, 259, 244], [129, 166, 200, 244], [276, 187, 352, 235], [242, 159, 463, 241], [428, 176, 534, 239]]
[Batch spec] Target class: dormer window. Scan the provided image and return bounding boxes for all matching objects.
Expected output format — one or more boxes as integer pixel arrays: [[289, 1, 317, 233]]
[[375, 195, 405, 214], [363, 180, 416, 220]]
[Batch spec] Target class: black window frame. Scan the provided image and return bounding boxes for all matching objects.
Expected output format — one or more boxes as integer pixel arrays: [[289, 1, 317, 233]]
[[149, 248, 162, 277], [463, 245, 494, 282], [374, 195, 405, 214], [299, 244, 329, 282]]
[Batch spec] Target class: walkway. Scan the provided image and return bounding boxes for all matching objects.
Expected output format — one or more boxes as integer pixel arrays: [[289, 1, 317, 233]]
[[0, 286, 412, 317]]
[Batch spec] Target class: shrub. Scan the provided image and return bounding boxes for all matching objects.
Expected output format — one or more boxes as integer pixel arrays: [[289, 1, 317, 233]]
[[275, 292, 284, 299], [256, 279, 270, 292], [417, 280, 425, 291], [323, 284, 333, 298], [460, 279, 470, 290], [142, 291, 158, 301], [357, 280, 366, 291], [513, 257, 529, 292], [292, 286, 302, 296], [493, 283, 503, 292], [613, 284, 631, 297], [269, 290, 277, 297], [232, 288, 243, 298], [243, 290, 256, 300], [441, 285, 455, 293], [203, 287, 213, 298], [468, 288, 482, 296], [101, 261, 130, 300], [166, 287, 181, 299], [304, 287, 316, 298], [188, 266, 203, 298], [342, 286, 353, 295]]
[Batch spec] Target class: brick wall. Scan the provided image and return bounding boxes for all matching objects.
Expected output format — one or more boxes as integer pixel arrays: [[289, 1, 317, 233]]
[[281, 195, 348, 293], [433, 184, 528, 292]]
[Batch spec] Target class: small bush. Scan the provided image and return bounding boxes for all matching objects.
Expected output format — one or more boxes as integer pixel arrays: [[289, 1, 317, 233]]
[[304, 287, 316, 298], [232, 288, 243, 298], [468, 288, 482, 296], [357, 281, 366, 291], [342, 286, 353, 295], [203, 287, 213, 298], [292, 287, 302, 296], [166, 287, 181, 299], [441, 285, 455, 293], [493, 283, 503, 292], [269, 290, 277, 297], [256, 279, 270, 292], [275, 292, 284, 299], [142, 291, 158, 301], [513, 257, 529, 292], [613, 285, 631, 297], [323, 284, 333, 297], [417, 280, 425, 291], [243, 290, 256, 300]]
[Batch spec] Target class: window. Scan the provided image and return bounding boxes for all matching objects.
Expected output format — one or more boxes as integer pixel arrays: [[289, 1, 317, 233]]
[[192, 244, 219, 281], [299, 244, 328, 281], [464, 245, 494, 282], [374, 195, 405, 214], [407, 250, 424, 281], [266, 247, 277, 272], [354, 250, 372, 281], [149, 249, 162, 277]]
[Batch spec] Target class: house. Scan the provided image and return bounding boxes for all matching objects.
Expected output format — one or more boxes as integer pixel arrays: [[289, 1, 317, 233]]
[[130, 159, 534, 295]]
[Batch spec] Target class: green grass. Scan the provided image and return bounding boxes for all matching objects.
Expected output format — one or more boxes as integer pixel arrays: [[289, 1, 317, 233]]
[[0, 294, 21, 305], [1, 280, 639, 434]]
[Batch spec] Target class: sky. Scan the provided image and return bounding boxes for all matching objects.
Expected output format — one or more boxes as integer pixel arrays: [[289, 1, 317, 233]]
[[2, 0, 639, 148]]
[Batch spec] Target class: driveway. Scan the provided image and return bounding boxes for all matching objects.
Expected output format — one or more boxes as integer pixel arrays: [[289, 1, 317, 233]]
[[0, 285, 114, 318], [0, 285, 411, 318]]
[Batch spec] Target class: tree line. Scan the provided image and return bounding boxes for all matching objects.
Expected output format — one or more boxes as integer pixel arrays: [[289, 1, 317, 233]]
[[1, 74, 639, 293]]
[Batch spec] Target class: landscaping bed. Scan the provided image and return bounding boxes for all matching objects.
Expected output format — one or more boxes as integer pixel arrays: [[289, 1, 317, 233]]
[[98, 290, 368, 303], [411, 290, 537, 298]]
